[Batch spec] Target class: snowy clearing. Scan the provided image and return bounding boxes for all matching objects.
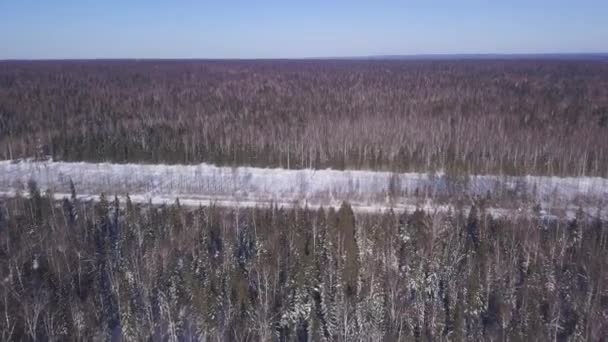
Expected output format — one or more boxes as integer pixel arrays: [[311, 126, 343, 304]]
[[0, 159, 606, 218]]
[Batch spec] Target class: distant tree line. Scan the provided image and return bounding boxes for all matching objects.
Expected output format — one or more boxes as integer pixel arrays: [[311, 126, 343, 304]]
[[0, 184, 606, 340], [1, 60, 607, 176]]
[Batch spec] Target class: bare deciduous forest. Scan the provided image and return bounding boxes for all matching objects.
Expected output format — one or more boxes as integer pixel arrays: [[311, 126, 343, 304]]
[[1, 59, 608, 341], [0, 186, 606, 341], [1, 60, 608, 176]]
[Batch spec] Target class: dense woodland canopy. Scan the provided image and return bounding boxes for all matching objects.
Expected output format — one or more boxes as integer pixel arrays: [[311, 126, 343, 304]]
[[1, 60, 607, 341], [0, 185, 606, 341], [1, 60, 608, 176]]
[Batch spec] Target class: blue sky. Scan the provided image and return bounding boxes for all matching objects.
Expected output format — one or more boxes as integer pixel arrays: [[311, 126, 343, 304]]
[[1, 0, 607, 59]]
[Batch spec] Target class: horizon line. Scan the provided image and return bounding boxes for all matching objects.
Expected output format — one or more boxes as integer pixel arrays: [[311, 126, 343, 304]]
[[2, 52, 608, 62]]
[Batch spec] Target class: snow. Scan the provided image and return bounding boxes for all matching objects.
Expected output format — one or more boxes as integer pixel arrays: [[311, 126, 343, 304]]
[[0, 159, 606, 218]]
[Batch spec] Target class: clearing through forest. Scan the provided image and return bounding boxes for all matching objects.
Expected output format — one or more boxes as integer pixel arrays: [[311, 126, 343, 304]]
[[0, 159, 606, 218]]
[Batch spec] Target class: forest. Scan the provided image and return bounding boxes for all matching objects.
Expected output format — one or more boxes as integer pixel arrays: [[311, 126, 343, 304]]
[[0, 183, 606, 341], [1, 60, 608, 176], [1, 59, 607, 341]]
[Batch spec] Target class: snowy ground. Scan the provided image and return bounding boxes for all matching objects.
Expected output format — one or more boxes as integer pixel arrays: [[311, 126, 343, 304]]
[[0, 159, 606, 218]]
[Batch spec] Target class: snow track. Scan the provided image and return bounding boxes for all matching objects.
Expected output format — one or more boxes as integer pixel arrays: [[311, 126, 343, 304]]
[[0, 160, 606, 217]]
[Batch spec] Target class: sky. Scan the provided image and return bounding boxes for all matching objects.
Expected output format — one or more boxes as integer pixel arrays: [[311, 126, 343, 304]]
[[1, 0, 607, 59]]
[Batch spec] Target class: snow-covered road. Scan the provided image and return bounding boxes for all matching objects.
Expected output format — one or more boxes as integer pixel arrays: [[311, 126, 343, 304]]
[[0, 159, 606, 217]]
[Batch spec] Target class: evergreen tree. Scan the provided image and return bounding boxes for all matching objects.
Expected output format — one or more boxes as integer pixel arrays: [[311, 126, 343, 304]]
[[337, 202, 359, 298], [94, 195, 121, 339]]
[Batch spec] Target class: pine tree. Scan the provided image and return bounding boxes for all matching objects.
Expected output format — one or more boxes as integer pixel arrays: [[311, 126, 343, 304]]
[[466, 205, 480, 252], [69, 178, 77, 202], [337, 202, 359, 298], [62, 198, 77, 226], [27, 179, 43, 225], [312, 207, 334, 340], [93, 195, 122, 339]]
